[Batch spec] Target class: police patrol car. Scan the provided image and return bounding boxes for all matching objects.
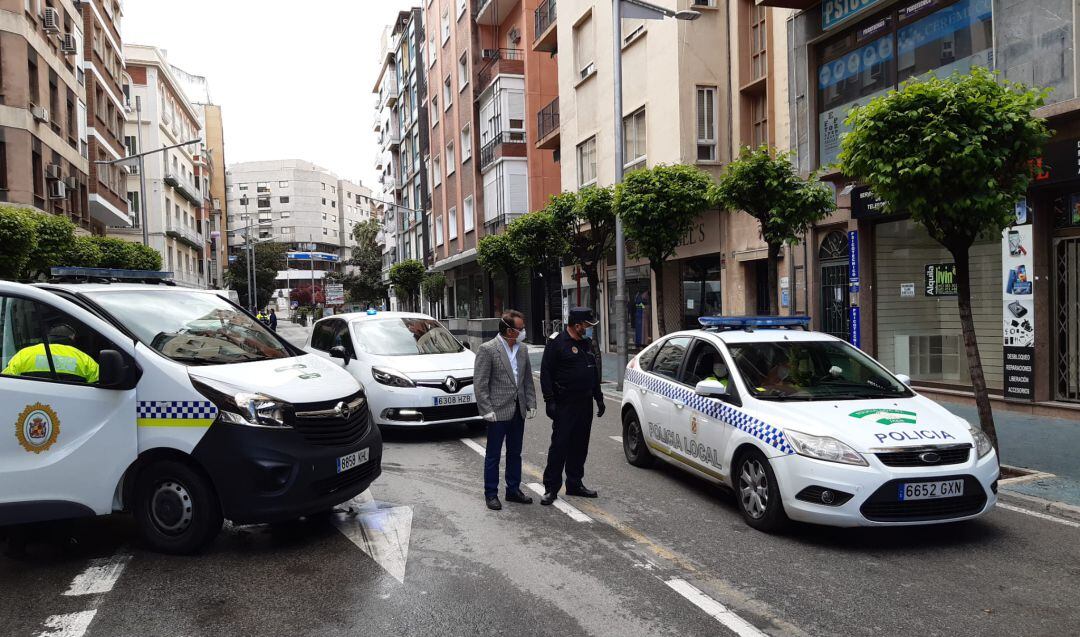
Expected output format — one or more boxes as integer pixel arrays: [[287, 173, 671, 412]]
[[621, 316, 998, 531], [0, 270, 382, 553]]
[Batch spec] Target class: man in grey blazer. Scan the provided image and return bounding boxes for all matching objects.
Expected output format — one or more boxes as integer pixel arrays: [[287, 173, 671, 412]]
[[473, 309, 537, 510]]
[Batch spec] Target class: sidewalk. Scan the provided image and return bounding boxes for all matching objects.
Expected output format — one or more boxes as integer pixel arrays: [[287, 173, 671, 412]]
[[529, 346, 1080, 508]]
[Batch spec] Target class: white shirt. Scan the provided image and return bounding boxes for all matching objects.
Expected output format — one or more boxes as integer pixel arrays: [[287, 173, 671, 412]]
[[496, 334, 520, 383]]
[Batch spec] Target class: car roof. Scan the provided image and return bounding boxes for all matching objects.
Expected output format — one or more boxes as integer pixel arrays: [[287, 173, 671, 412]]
[[332, 311, 435, 323], [655, 327, 844, 345], [35, 283, 226, 294]]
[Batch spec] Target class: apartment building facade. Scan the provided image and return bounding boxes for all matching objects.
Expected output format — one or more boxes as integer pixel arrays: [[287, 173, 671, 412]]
[[83, 0, 129, 230]]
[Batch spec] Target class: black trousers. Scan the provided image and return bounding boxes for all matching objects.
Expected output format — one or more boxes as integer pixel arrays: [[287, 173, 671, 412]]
[[542, 395, 594, 493]]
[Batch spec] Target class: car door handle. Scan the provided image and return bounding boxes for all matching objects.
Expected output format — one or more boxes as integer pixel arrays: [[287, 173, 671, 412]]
[[674, 401, 685, 410], [639, 388, 647, 395]]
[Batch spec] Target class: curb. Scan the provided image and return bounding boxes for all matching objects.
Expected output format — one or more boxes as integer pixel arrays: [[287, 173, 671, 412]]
[[998, 490, 1080, 524]]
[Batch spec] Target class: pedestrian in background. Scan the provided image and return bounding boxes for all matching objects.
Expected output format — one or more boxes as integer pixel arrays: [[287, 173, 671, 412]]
[[472, 309, 537, 511], [268, 307, 278, 331], [539, 307, 604, 505]]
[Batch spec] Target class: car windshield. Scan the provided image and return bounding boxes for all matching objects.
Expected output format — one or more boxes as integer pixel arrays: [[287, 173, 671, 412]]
[[726, 340, 912, 401], [85, 290, 292, 365], [352, 318, 464, 356]]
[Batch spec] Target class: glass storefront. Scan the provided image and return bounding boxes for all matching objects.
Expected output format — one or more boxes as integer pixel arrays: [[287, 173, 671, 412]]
[[681, 257, 722, 329], [873, 218, 1002, 389], [608, 265, 652, 353]]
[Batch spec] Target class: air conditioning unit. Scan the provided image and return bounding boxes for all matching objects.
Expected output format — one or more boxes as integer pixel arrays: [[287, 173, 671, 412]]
[[482, 49, 499, 60], [43, 7, 61, 33], [45, 163, 63, 180], [64, 176, 78, 189], [60, 33, 77, 55], [31, 105, 50, 123], [48, 179, 67, 200], [508, 27, 521, 44]]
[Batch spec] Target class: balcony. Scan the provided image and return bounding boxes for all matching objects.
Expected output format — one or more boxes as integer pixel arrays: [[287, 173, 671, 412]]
[[483, 212, 523, 232], [479, 130, 527, 172], [164, 171, 202, 205], [166, 222, 205, 249], [380, 74, 400, 108], [476, 48, 524, 96], [533, 0, 557, 53], [381, 127, 402, 150], [474, 0, 520, 25], [536, 97, 560, 150]]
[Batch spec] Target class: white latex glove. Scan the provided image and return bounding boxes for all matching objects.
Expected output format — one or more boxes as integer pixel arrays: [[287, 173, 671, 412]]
[[526, 408, 537, 419], [482, 411, 497, 422]]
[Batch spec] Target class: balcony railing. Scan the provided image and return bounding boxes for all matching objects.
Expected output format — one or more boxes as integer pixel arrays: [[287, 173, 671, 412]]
[[164, 171, 202, 205], [535, 0, 556, 41], [477, 48, 524, 94], [165, 222, 205, 249], [479, 130, 527, 171], [537, 97, 559, 141]]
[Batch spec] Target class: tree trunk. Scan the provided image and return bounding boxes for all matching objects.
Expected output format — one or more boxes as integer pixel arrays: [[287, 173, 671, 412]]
[[652, 262, 666, 337], [951, 244, 999, 450], [584, 262, 601, 314], [766, 242, 781, 316]]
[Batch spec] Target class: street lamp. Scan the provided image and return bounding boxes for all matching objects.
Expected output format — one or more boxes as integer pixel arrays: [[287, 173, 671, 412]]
[[612, 0, 699, 390]]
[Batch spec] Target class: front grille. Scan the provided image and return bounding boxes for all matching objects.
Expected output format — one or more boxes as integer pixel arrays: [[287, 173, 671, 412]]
[[312, 455, 381, 496], [415, 403, 481, 421], [860, 475, 987, 522], [875, 445, 971, 467], [291, 392, 371, 447], [416, 376, 474, 393]]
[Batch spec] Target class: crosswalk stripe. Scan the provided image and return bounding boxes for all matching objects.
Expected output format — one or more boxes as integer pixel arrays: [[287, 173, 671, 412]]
[[37, 611, 97, 637], [665, 578, 766, 637], [64, 554, 132, 596], [526, 483, 592, 523]]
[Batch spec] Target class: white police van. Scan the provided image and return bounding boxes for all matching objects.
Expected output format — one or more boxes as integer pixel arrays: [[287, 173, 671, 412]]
[[621, 316, 998, 531], [0, 271, 382, 553]]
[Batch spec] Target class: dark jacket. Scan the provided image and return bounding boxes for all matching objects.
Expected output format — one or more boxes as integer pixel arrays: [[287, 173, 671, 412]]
[[540, 330, 602, 402]]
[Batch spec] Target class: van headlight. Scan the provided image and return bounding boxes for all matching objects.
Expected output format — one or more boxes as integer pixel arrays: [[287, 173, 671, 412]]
[[191, 376, 290, 428], [966, 422, 994, 458], [371, 366, 415, 388], [785, 429, 868, 466]]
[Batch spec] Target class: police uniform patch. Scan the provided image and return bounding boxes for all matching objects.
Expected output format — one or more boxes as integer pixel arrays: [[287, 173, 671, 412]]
[[571, 346, 579, 354], [15, 403, 60, 453]]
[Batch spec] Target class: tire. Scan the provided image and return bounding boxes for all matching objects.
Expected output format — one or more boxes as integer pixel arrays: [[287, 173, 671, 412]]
[[622, 410, 654, 468], [733, 449, 788, 532], [133, 459, 223, 555]]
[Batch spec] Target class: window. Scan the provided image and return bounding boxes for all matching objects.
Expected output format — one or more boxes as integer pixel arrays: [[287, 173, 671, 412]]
[[281, 227, 292, 235], [323, 228, 328, 235], [681, 341, 726, 388], [27, 52, 39, 106], [749, 1, 767, 81], [696, 86, 717, 161], [238, 183, 248, 191], [428, 31, 437, 67], [573, 14, 596, 81], [432, 155, 442, 187], [458, 51, 469, 89], [650, 337, 691, 381], [577, 136, 597, 186], [461, 124, 472, 162], [256, 182, 269, 194], [431, 94, 439, 125], [441, 8, 450, 43], [279, 181, 289, 188], [126, 191, 140, 215], [351, 318, 463, 356], [623, 108, 647, 169], [321, 182, 326, 190], [446, 141, 455, 175], [0, 296, 117, 386], [280, 210, 291, 218], [456, 0, 466, 18], [257, 196, 271, 208], [463, 195, 475, 232], [448, 206, 458, 240], [443, 75, 453, 107], [280, 196, 290, 204], [435, 214, 444, 245], [751, 93, 768, 148]]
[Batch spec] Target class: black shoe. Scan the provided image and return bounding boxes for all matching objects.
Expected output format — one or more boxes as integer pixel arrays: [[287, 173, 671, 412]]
[[486, 496, 502, 510], [565, 485, 598, 498], [505, 489, 533, 504], [540, 491, 558, 506]]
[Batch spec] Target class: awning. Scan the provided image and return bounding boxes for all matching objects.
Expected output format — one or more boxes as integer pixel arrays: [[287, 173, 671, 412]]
[[431, 248, 478, 272]]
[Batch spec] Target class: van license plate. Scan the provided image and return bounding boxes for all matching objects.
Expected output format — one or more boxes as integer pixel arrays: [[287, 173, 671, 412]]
[[898, 479, 964, 501], [434, 394, 474, 406], [336, 448, 369, 473]]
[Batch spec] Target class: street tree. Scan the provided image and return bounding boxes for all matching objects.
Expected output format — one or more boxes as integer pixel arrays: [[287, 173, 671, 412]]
[[507, 210, 568, 327], [712, 146, 835, 315], [477, 232, 518, 309], [91, 237, 163, 271], [548, 187, 615, 316], [343, 218, 387, 305], [23, 213, 76, 279], [389, 258, 425, 311], [421, 272, 447, 315], [616, 164, 714, 336], [0, 207, 37, 280], [840, 67, 1050, 448], [226, 242, 287, 310], [70, 236, 104, 268]]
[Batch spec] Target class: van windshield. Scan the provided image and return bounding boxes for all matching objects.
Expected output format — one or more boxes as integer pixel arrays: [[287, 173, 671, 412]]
[[85, 290, 292, 365]]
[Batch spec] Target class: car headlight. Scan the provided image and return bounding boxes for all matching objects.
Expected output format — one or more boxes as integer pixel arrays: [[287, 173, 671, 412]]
[[371, 366, 415, 388], [785, 429, 868, 466], [966, 421, 994, 458], [191, 376, 290, 428]]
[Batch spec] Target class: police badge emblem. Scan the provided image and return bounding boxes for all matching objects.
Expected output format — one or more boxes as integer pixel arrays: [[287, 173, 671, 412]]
[[15, 403, 60, 453], [571, 346, 579, 354], [691, 416, 698, 435]]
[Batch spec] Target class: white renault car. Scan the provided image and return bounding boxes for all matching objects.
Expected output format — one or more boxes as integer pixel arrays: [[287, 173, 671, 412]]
[[305, 311, 484, 430], [620, 316, 998, 531]]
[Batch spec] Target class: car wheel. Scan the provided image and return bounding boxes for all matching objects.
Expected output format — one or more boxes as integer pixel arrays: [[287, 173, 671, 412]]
[[133, 459, 223, 555], [734, 449, 788, 532], [623, 410, 654, 468]]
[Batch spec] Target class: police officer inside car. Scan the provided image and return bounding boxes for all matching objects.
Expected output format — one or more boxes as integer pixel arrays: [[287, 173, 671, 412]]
[[539, 307, 604, 505]]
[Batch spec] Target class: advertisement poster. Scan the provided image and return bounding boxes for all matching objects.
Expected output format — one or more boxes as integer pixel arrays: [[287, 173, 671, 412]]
[[326, 283, 345, 305], [1002, 199, 1035, 401], [924, 263, 958, 296]]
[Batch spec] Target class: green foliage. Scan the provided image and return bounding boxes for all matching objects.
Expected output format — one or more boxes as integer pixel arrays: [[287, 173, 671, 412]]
[[69, 236, 103, 268], [546, 186, 616, 313], [476, 232, 517, 277], [389, 258, 426, 301], [421, 271, 446, 301], [24, 213, 76, 279], [124, 242, 163, 271], [225, 242, 287, 309], [91, 237, 138, 269], [840, 66, 1050, 251], [343, 218, 387, 304], [506, 210, 567, 271], [616, 164, 714, 268], [0, 206, 38, 280]]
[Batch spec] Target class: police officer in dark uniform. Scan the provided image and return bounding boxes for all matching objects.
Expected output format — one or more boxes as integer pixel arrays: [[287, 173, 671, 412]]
[[539, 307, 604, 505]]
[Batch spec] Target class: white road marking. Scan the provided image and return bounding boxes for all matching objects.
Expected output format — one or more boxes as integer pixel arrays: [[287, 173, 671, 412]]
[[64, 554, 132, 596], [526, 482, 593, 523], [997, 503, 1080, 528], [665, 578, 766, 637], [460, 437, 487, 456], [333, 492, 414, 584], [609, 435, 623, 443], [36, 611, 97, 637]]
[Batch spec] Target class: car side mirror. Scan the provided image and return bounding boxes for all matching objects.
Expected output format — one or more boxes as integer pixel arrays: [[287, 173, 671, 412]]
[[98, 350, 133, 389], [462, 341, 471, 350], [329, 345, 351, 366], [895, 373, 911, 387], [695, 379, 730, 399]]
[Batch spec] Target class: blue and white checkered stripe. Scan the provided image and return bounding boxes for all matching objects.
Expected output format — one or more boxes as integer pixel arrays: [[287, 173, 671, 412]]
[[137, 401, 218, 420], [625, 368, 794, 455]]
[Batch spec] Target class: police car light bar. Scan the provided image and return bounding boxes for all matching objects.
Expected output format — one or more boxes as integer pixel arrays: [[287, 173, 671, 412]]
[[698, 316, 811, 331], [50, 267, 174, 280]]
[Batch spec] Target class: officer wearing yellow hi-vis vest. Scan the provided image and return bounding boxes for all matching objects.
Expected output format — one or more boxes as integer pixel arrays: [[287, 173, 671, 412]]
[[1, 323, 99, 383]]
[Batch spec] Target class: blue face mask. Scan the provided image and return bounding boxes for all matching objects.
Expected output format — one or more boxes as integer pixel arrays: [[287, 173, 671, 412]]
[[585, 327, 594, 339]]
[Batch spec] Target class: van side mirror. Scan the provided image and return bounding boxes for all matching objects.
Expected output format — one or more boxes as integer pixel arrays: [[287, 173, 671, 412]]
[[462, 341, 471, 350], [695, 379, 730, 399], [98, 350, 133, 389], [895, 373, 911, 387], [329, 345, 351, 366]]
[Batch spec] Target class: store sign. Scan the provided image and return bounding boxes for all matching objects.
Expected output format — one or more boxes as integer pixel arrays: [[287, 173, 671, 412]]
[[1032, 138, 1080, 185], [924, 263, 957, 296], [900, 282, 916, 297], [822, 0, 887, 31], [849, 306, 861, 348], [850, 186, 888, 219], [326, 283, 345, 305], [1002, 200, 1035, 401], [848, 231, 859, 281]]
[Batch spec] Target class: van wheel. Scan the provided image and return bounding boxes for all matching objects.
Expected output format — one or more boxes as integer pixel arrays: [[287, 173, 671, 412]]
[[734, 449, 788, 532], [133, 459, 223, 554], [623, 411, 654, 468]]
